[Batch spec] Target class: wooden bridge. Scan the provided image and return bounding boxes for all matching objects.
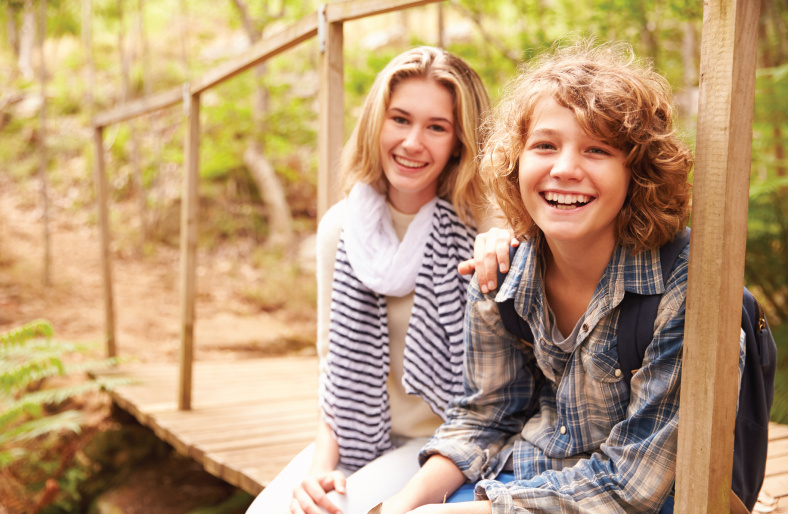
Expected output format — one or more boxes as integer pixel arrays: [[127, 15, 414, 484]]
[[90, 0, 777, 511], [90, 356, 319, 496], [91, 356, 788, 510]]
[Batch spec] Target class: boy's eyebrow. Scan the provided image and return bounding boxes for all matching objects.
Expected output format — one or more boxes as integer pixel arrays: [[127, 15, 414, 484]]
[[528, 128, 559, 137], [388, 106, 452, 124]]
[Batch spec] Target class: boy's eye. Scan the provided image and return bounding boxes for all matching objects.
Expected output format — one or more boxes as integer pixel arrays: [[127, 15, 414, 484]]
[[533, 142, 556, 150], [587, 147, 610, 155]]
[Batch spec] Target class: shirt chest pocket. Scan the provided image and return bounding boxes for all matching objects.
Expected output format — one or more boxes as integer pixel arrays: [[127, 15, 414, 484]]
[[580, 343, 626, 384]]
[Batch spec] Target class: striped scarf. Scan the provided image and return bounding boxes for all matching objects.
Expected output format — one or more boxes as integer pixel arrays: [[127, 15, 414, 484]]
[[320, 198, 475, 470]]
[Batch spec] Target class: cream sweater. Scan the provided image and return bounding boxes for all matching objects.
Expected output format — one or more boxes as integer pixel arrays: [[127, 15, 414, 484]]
[[316, 199, 499, 438]]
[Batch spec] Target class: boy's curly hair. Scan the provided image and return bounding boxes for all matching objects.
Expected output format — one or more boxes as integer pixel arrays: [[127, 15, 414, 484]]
[[482, 40, 693, 253]]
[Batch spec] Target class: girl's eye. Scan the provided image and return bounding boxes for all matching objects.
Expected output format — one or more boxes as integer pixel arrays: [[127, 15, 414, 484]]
[[428, 124, 448, 133], [392, 116, 408, 124]]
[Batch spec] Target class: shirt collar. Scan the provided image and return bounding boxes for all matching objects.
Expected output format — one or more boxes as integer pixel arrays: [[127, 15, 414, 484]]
[[496, 240, 667, 316]]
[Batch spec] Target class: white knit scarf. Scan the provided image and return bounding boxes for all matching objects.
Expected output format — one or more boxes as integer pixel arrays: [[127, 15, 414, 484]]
[[343, 182, 438, 297]]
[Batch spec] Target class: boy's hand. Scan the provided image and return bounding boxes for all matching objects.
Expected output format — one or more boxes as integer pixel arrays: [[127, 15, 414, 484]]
[[458, 227, 518, 294], [291, 470, 347, 514]]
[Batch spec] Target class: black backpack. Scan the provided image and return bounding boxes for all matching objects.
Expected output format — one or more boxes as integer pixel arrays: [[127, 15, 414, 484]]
[[496, 228, 777, 511]]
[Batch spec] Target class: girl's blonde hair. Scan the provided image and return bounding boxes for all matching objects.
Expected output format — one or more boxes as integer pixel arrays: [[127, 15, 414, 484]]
[[483, 40, 693, 252], [341, 46, 490, 225]]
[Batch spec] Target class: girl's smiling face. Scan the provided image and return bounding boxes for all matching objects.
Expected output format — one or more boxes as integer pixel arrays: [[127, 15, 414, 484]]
[[518, 97, 630, 249], [379, 78, 458, 214]]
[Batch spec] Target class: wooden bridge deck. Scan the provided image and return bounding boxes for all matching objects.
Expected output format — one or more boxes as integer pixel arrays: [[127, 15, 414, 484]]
[[91, 356, 319, 496], [93, 356, 788, 510]]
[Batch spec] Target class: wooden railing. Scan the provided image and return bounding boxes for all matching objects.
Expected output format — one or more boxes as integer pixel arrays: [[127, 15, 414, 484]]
[[91, 0, 759, 511]]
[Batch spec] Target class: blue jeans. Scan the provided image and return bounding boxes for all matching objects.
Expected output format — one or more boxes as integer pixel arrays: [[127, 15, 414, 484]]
[[446, 472, 674, 513]]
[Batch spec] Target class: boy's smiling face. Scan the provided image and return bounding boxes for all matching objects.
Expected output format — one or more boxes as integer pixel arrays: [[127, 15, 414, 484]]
[[518, 98, 630, 249]]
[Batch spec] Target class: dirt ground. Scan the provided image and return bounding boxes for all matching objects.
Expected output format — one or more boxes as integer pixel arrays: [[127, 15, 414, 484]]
[[0, 176, 318, 512]]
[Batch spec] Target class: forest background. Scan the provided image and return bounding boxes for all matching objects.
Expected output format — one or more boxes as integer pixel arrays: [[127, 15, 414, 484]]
[[1, 0, 787, 512]]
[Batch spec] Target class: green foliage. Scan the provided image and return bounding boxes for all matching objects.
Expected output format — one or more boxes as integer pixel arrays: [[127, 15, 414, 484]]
[[770, 322, 788, 424], [747, 64, 788, 325], [0, 319, 128, 470]]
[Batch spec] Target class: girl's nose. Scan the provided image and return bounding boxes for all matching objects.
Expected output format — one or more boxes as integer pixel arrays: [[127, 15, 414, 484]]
[[550, 149, 582, 180], [401, 127, 424, 152]]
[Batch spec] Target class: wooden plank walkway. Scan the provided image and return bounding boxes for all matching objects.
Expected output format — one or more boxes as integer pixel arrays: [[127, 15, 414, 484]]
[[93, 357, 788, 511], [90, 356, 319, 496]]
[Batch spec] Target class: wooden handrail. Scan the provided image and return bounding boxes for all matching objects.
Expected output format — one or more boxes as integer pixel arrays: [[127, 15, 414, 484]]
[[92, 85, 183, 128], [90, 0, 444, 127], [325, 0, 440, 23], [190, 13, 319, 95]]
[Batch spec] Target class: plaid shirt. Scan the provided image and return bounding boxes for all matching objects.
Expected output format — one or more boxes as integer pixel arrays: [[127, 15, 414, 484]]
[[422, 239, 745, 513]]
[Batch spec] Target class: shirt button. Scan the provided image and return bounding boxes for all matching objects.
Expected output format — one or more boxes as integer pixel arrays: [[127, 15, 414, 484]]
[[582, 323, 589, 332], [615, 369, 622, 378], [560, 425, 567, 435]]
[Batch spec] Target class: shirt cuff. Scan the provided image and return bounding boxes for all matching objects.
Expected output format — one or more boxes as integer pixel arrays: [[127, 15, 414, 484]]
[[475, 480, 516, 513], [419, 435, 489, 482]]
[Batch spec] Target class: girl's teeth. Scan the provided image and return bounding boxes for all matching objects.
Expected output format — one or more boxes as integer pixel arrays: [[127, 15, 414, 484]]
[[394, 155, 426, 168]]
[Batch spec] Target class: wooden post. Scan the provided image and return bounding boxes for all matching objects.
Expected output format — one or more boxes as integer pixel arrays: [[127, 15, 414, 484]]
[[317, 5, 344, 219], [94, 125, 116, 358], [675, 0, 761, 512], [179, 89, 200, 411]]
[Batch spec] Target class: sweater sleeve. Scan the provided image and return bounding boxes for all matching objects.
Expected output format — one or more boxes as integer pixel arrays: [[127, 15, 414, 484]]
[[315, 201, 345, 378]]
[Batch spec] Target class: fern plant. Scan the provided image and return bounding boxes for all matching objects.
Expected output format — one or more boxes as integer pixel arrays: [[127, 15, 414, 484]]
[[0, 319, 128, 469]]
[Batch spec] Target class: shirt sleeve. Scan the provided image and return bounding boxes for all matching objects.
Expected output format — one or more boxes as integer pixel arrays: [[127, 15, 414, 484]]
[[474, 248, 691, 513], [420, 276, 543, 481]]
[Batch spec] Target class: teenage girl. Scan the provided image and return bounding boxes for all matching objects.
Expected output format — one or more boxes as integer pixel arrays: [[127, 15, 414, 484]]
[[247, 46, 495, 514]]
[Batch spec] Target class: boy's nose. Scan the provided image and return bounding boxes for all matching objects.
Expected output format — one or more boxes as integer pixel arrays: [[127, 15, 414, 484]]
[[550, 150, 582, 180]]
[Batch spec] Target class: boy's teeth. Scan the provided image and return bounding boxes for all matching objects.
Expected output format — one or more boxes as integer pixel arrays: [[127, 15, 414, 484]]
[[545, 192, 591, 206], [394, 155, 425, 168]]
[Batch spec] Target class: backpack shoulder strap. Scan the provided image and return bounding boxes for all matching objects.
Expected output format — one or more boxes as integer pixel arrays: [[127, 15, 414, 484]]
[[496, 246, 534, 343], [616, 228, 691, 387]]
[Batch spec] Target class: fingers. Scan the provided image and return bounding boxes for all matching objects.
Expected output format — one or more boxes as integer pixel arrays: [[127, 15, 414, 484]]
[[329, 470, 347, 495], [457, 259, 476, 276], [473, 228, 507, 293], [292, 475, 344, 514]]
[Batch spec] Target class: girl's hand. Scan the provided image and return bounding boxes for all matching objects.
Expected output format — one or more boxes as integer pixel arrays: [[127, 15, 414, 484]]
[[290, 470, 347, 514], [457, 227, 518, 293]]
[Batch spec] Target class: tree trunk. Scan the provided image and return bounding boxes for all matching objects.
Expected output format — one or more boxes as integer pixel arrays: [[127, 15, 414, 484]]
[[117, 0, 146, 253], [38, 0, 50, 286], [179, 0, 189, 73], [6, 2, 20, 60], [674, 21, 700, 120], [18, 0, 35, 80], [230, 0, 293, 247], [82, 0, 95, 116]]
